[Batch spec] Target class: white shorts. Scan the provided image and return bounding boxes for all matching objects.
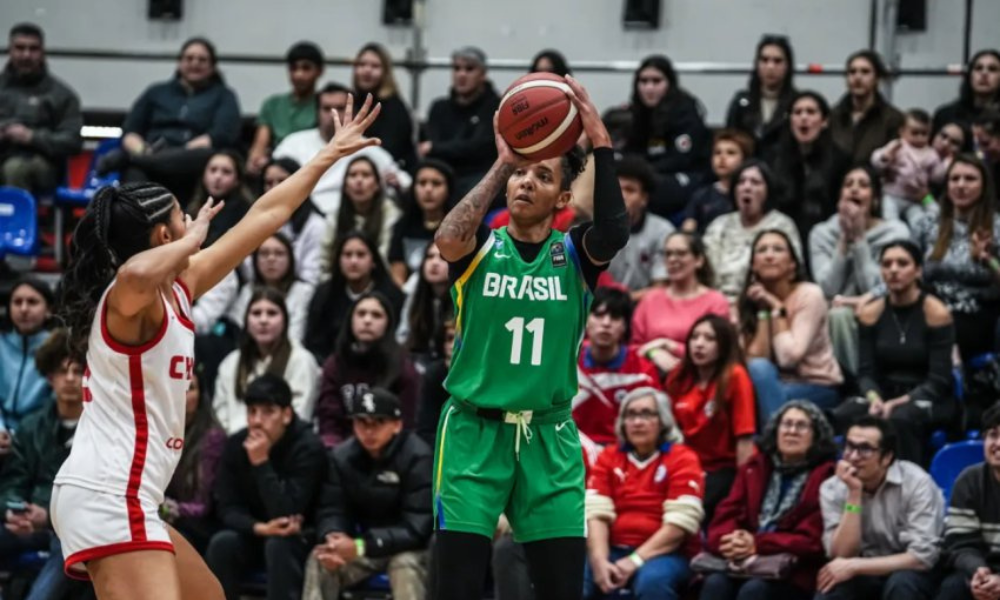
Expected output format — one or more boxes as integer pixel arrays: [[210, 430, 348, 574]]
[[50, 483, 174, 579]]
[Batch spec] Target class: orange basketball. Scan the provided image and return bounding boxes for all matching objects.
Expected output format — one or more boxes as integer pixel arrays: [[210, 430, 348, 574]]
[[497, 73, 583, 162]]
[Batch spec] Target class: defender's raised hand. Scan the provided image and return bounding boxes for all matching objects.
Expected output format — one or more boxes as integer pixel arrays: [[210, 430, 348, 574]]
[[325, 93, 382, 159]]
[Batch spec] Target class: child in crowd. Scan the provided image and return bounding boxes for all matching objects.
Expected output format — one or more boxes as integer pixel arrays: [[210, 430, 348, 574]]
[[871, 108, 948, 226], [681, 129, 755, 234]]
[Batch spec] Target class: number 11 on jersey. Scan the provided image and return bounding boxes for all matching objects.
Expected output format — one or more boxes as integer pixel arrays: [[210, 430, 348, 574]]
[[505, 317, 545, 366]]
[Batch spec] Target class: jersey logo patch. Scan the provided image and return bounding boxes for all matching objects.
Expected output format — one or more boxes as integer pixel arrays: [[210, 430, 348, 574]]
[[493, 238, 510, 259], [654, 464, 668, 484], [551, 242, 567, 268]]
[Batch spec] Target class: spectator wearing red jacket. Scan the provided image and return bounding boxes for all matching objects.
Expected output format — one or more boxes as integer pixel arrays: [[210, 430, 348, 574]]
[[574, 287, 660, 466], [666, 314, 757, 524], [701, 400, 837, 600], [584, 387, 705, 600]]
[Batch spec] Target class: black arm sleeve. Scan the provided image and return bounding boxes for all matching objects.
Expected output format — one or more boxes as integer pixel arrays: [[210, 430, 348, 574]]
[[582, 147, 629, 263]]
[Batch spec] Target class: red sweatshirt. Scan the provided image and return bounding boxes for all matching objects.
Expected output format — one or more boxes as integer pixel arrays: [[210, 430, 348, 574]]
[[587, 443, 704, 555]]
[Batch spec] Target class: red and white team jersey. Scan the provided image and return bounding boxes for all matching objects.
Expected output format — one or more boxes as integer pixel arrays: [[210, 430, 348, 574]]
[[52, 279, 195, 574]]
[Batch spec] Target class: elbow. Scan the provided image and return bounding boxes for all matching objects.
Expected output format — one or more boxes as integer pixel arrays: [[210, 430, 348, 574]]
[[433, 231, 468, 262]]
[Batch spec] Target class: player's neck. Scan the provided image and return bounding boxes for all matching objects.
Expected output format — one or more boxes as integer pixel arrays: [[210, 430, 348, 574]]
[[507, 219, 553, 244]]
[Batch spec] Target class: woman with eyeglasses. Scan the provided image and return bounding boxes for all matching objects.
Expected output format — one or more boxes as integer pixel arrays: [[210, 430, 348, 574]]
[[933, 49, 1000, 134], [828, 50, 905, 166], [701, 400, 837, 600], [740, 229, 843, 421], [584, 387, 704, 600], [632, 232, 729, 373], [831, 240, 955, 465], [666, 315, 756, 525], [624, 55, 712, 220], [725, 35, 797, 161], [103, 38, 242, 204]]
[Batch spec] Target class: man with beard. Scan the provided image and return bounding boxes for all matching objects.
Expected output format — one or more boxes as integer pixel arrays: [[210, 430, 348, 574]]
[[0, 23, 82, 194]]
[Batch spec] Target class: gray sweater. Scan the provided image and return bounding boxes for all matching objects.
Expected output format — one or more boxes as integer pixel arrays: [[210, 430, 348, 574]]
[[808, 214, 911, 299]]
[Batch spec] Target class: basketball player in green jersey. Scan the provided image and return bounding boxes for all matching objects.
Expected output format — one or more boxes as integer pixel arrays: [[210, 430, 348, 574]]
[[432, 77, 628, 600]]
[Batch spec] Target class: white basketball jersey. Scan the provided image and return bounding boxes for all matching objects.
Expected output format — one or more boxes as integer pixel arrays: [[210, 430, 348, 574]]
[[55, 280, 196, 506]]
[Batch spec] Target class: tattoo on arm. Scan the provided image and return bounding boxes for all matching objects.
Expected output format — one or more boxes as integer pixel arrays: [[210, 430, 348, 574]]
[[438, 164, 513, 243]]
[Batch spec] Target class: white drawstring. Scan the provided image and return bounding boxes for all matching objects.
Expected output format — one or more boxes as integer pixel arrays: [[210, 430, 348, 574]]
[[509, 412, 534, 461]]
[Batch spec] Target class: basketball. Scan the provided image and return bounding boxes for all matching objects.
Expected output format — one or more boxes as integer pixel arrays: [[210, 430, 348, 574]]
[[497, 73, 583, 162]]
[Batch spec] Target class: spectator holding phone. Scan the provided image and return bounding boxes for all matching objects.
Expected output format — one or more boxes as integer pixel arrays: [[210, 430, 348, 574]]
[[0, 329, 84, 600]]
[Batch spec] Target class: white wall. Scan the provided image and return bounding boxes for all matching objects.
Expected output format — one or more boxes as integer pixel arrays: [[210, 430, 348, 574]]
[[2, 0, 998, 124]]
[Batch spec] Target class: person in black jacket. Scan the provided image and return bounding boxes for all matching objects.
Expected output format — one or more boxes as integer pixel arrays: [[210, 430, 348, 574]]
[[725, 34, 797, 161], [206, 374, 327, 600], [352, 43, 417, 172], [768, 90, 851, 246], [303, 388, 432, 600], [420, 46, 501, 198], [623, 54, 712, 221]]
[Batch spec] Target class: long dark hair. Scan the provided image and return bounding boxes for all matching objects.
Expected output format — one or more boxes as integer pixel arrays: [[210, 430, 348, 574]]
[[628, 54, 701, 149], [405, 241, 454, 356], [932, 153, 998, 262], [959, 49, 1000, 110], [172, 363, 222, 500], [398, 160, 455, 233], [235, 287, 292, 399], [840, 165, 883, 218], [664, 232, 715, 287], [666, 314, 745, 414], [332, 156, 388, 251], [189, 149, 255, 215], [747, 34, 796, 105], [252, 232, 298, 295], [782, 90, 833, 153], [334, 291, 403, 388], [737, 228, 806, 339], [59, 183, 176, 356], [728, 158, 778, 213], [264, 157, 323, 235], [4, 276, 54, 333], [328, 231, 393, 294]]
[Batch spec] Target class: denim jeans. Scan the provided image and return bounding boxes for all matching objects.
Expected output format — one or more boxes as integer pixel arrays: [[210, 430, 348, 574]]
[[583, 546, 691, 600], [747, 358, 841, 423], [26, 535, 77, 600]]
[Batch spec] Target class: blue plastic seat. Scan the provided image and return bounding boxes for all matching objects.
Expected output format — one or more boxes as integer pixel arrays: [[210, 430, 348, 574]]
[[55, 138, 122, 206], [0, 186, 39, 258], [930, 440, 984, 502], [52, 138, 121, 264]]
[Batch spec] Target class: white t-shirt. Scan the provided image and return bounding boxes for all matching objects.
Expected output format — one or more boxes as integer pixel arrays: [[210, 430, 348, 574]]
[[273, 129, 412, 214]]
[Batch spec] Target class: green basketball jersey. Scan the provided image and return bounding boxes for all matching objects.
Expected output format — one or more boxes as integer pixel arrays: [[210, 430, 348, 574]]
[[445, 227, 591, 411]]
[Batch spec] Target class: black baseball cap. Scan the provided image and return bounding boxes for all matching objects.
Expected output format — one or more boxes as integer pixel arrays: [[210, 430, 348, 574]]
[[348, 388, 402, 419]]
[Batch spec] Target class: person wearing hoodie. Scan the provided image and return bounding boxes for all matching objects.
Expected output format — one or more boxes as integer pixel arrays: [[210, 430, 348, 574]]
[[0, 23, 83, 194], [0, 277, 54, 438], [623, 54, 713, 221], [420, 46, 501, 198]]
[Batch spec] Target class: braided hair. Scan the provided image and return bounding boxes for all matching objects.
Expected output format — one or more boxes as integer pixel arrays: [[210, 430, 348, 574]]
[[58, 183, 176, 356]]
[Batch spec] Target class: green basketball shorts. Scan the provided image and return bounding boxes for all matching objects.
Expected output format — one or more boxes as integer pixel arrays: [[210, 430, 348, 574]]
[[432, 398, 585, 543]]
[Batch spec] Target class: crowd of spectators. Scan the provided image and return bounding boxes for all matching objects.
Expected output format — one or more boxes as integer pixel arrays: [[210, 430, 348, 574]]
[[4, 19, 1000, 600]]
